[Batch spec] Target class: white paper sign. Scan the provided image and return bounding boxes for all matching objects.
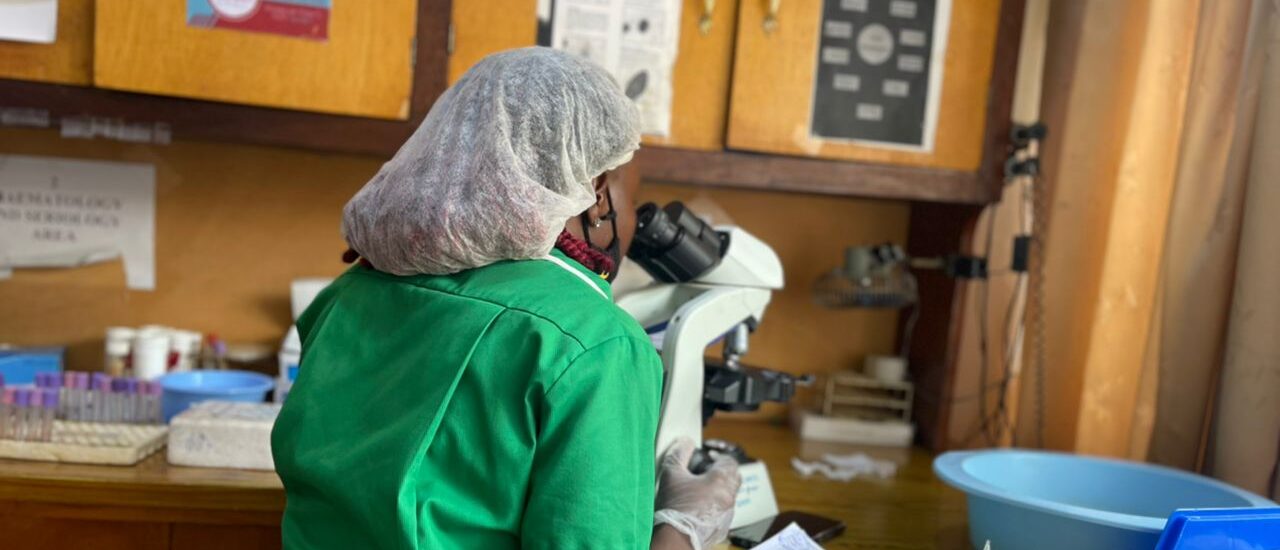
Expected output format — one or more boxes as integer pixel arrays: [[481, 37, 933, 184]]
[[541, 0, 681, 136], [0, 155, 156, 290], [0, 0, 58, 44]]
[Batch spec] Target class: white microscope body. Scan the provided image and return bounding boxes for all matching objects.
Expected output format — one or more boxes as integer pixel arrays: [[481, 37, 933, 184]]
[[618, 225, 787, 529]]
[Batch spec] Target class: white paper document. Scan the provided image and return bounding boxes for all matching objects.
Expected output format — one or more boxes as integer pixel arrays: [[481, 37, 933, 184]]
[[754, 523, 826, 550], [541, 0, 680, 136], [0, 0, 58, 44], [0, 155, 157, 290]]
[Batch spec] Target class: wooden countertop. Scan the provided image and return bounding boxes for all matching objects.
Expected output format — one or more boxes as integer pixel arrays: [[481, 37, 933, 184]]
[[0, 420, 968, 548]]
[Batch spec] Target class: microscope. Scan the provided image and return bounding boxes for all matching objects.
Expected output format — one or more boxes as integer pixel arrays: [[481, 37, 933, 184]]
[[618, 201, 809, 529]]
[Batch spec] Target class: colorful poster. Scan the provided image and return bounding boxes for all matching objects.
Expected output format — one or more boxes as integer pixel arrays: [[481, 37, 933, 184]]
[[187, 0, 331, 41]]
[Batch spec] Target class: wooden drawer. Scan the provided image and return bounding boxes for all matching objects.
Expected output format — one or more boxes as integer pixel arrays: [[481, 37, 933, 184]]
[[92, 0, 418, 119]]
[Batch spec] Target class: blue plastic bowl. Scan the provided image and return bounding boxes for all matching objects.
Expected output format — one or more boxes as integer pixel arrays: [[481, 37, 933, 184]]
[[935, 450, 1275, 550], [158, 370, 274, 422]]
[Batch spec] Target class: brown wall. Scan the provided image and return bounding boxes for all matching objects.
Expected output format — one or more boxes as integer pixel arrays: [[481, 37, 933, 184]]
[[0, 129, 909, 418]]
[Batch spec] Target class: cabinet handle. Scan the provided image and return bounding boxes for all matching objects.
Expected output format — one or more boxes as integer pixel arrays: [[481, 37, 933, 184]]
[[699, 0, 716, 35], [763, 0, 781, 33]]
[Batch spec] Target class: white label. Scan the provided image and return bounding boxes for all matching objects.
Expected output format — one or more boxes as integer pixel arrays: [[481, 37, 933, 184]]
[[856, 24, 895, 65], [840, 0, 869, 12], [856, 103, 884, 121], [883, 79, 911, 97], [209, 0, 260, 20], [900, 29, 927, 47], [890, 0, 918, 18], [824, 20, 854, 39], [898, 54, 925, 72], [822, 46, 852, 65], [833, 73, 861, 92]]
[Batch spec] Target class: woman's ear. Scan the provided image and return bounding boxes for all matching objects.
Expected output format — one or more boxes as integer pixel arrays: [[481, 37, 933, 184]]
[[592, 173, 609, 208]]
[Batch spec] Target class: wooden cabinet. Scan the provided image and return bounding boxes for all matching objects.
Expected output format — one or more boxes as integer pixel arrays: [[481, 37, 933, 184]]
[[92, 0, 419, 119], [727, 0, 1003, 170], [0, 0, 94, 85], [448, 0, 738, 151]]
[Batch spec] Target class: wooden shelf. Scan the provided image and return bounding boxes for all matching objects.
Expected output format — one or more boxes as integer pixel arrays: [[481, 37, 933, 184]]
[[0, 0, 1021, 205]]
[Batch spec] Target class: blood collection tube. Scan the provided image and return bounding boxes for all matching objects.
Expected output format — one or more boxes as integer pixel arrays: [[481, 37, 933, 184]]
[[90, 373, 111, 423], [111, 378, 128, 423], [0, 387, 14, 439], [41, 388, 58, 442], [146, 381, 164, 423], [15, 389, 33, 441], [124, 379, 141, 423]]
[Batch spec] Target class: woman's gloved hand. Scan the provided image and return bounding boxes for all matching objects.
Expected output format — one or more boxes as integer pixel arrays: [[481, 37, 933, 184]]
[[653, 437, 742, 550]]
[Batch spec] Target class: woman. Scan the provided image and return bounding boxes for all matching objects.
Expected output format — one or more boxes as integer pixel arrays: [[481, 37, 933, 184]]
[[271, 48, 739, 549]]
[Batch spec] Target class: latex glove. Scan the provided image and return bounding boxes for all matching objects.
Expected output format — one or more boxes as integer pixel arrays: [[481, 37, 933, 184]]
[[654, 438, 742, 550]]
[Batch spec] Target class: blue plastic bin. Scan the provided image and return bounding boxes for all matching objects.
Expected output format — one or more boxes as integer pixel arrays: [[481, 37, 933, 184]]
[[1155, 508, 1280, 549], [934, 450, 1276, 550], [158, 370, 274, 422], [0, 347, 63, 385]]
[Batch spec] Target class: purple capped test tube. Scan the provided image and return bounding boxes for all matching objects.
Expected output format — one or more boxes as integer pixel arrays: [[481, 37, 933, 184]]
[[144, 381, 163, 424], [0, 387, 14, 439], [14, 389, 33, 441], [110, 378, 128, 423], [90, 373, 111, 423], [41, 388, 58, 442], [124, 379, 141, 423]]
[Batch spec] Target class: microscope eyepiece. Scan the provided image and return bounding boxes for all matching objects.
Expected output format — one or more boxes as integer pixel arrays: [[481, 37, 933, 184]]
[[628, 201, 726, 283]]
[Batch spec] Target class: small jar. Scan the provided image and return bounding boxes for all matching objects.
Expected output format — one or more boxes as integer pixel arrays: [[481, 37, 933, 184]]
[[104, 327, 135, 376]]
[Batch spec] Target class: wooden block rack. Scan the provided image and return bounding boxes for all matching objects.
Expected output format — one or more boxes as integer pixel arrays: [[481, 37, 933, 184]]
[[823, 372, 915, 423]]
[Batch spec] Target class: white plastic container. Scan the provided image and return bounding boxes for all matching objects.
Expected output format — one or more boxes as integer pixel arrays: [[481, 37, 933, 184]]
[[167, 401, 281, 470], [132, 332, 171, 381]]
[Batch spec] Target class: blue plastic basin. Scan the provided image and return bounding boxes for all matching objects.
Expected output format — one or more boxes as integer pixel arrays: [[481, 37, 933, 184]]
[[158, 370, 274, 422], [935, 450, 1275, 550]]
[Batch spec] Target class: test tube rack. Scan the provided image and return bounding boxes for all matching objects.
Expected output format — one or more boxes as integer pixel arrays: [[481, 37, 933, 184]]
[[822, 371, 914, 423], [0, 421, 167, 466]]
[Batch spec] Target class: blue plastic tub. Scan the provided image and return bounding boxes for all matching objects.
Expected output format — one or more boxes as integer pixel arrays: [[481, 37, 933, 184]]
[[935, 450, 1275, 550], [158, 370, 274, 422]]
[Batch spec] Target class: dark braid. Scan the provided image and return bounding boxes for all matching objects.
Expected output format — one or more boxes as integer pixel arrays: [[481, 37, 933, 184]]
[[555, 230, 614, 276]]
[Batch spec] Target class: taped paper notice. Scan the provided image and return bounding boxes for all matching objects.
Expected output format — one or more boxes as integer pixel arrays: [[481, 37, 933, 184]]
[[0, 0, 58, 44], [0, 155, 156, 290], [187, 0, 330, 40], [536, 0, 680, 137]]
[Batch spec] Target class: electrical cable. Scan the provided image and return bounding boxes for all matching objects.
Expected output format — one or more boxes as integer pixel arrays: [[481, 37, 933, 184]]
[[1029, 164, 1049, 448]]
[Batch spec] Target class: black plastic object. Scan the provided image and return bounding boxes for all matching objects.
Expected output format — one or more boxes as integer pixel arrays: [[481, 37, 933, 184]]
[[1012, 235, 1031, 272], [945, 255, 989, 279], [628, 201, 726, 283], [702, 362, 812, 420]]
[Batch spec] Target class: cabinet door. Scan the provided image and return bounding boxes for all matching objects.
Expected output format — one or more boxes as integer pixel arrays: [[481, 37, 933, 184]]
[[93, 0, 417, 120], [0, 0, 93, 85], [727, 0, 1001, 170], [448, 0, 738, 151]]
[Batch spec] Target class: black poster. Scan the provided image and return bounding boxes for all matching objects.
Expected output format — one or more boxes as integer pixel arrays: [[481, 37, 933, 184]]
[[810, 0, 947, 149]]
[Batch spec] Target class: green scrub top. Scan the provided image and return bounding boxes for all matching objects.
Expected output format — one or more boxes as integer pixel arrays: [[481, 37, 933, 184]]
[[271, 250, 664, 549]]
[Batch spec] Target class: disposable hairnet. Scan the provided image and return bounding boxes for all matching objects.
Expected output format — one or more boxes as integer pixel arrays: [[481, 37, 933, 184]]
[[341, 47, 641, 275]]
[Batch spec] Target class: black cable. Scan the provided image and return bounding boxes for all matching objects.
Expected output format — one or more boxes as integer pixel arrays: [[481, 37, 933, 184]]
[[899, 302, 920, 359]]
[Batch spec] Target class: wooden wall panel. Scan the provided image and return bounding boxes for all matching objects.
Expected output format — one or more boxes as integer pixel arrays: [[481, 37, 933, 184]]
[[727, 0, 1002, 170], [448, 0, 738, 150], [93, 0, 417, 119], [0, 0, 94, 85], [0, 128, 910, 403]]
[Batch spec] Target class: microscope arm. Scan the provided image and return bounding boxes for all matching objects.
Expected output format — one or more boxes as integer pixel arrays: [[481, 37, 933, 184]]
[[652, 286, 772, 461]]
